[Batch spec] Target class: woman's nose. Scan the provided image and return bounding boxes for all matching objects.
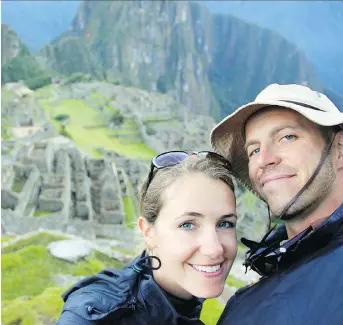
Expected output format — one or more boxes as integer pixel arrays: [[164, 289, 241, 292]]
[[199, 231, 224, 259]]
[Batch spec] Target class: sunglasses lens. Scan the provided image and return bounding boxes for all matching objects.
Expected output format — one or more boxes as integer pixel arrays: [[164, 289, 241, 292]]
[[154, 152, 189, 168]]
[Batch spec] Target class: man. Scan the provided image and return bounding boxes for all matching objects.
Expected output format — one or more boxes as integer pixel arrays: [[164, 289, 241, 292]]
[[210, 84, 343, 325]]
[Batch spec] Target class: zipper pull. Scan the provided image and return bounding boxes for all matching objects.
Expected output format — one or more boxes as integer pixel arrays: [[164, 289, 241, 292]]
[[130, 297, 137, 311], [86, 305, 102, 315]]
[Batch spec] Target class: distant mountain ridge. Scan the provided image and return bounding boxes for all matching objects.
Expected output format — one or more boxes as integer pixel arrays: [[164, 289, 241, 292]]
[[38, 0, 324, 120], [204, 1, 343, 95], [1, 24, 52, 88], [1, 0, 80, 52]]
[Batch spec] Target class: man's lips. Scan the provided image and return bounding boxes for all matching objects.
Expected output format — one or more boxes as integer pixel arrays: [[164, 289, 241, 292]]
[[261, 174, 295, 187]]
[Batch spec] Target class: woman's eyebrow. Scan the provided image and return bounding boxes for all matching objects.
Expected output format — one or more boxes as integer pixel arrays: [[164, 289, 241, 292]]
[[176, 212, 237, 219], [176, 211, 204, 219], [220, 214, 237, 219]]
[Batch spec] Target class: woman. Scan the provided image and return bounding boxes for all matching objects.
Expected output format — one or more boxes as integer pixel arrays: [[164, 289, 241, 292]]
[[56, 151, 237, 325]]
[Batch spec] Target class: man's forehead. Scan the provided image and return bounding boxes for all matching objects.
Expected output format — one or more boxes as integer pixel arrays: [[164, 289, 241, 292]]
[[247, 106, 298, 123], [244, 106, 317, 143], [245, 106, 313, 130]]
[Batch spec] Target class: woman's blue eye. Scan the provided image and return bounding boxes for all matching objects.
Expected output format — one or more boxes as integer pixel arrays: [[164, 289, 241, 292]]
[[179, 222, 195, 230], [217, 221, 235, 229]]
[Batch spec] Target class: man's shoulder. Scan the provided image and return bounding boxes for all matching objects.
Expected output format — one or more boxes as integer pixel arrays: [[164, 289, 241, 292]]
[[219, 245, 343, 324]]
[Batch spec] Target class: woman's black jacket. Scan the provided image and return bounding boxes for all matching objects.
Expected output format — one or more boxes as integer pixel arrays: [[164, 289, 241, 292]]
[[56, 253, 205, 325]]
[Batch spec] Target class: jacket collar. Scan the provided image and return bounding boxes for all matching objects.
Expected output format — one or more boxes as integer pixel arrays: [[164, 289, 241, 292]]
[[243, 203, 343, 277], [61, 251, 203, 323], [138, 270, 203, 322]]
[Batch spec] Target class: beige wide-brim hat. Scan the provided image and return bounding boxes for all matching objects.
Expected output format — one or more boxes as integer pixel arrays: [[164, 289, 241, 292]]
[[211, 83, 343, 193]]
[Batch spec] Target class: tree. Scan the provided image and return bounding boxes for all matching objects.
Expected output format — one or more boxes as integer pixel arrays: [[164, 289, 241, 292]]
[[54, 114, 71, 138], [109, 110, 124, 127], [54, 114, 70, 125]]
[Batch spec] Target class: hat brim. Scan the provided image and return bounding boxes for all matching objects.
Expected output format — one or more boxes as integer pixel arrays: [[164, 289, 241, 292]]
[[210, 100, 343, 194]]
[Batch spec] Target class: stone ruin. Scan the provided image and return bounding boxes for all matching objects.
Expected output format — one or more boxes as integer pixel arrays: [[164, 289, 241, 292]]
[[104, 150, 150, 205], [1, 138, 131, 238], [57, 83, 216, 153], [1, 82, 268, 245]]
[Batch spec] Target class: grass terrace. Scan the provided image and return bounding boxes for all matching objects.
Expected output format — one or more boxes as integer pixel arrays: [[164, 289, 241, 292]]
[[37, 95, 156, 160]]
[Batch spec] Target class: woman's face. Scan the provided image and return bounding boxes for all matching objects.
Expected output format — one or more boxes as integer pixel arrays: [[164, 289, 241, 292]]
[[142, 172, 237, 299]]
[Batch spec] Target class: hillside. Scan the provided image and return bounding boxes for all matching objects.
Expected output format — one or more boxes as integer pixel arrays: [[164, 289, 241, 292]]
[[38, 0, 323, 120], [204, 1, 343, 95], [1, 24, 52, 89]]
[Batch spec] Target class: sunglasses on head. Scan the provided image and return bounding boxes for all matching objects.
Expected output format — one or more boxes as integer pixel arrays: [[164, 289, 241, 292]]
[[144, 150, 231, 195]]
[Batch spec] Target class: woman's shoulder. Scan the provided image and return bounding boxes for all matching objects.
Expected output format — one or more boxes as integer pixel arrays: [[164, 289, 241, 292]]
[[57, 254, 144, 324]]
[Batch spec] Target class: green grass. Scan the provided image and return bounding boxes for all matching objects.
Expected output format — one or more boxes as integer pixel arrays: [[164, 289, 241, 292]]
[[2, 236, 124, 301], [12, 180, 25, 192], [111, 246, 135, 257], [143, 118, 178, 124], [123, 179, 139, 229], [2, 245, 76, 300], [2, 233, 67, 254], [2, 286, 65, 325], [33, 210, 51, 217], [89, 91, 105, 105], [92, 250, 123, 269], [200, 298, 225, 325], [226, 275, 246, 288], [1, 234, 16, 244], [34, 84, 56, 99], [39, 97, 156, 159], [123, 197, 137, 229], [112, 119, 140, 136]]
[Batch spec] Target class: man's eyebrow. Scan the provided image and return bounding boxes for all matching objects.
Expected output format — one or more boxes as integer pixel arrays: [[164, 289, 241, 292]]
[[176, 212, 237, 219], [244, 125, 300, 151]]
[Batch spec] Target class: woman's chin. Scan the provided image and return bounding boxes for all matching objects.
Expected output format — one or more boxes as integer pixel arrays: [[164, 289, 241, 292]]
[[189, 285, 225, 299]]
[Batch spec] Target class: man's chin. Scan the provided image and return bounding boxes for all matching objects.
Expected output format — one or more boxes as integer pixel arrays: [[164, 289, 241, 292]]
[[271, 200, 312, 221]]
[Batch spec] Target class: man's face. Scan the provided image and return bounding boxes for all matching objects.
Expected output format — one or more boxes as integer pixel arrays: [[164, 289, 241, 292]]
[[244, 107, 335, 217]]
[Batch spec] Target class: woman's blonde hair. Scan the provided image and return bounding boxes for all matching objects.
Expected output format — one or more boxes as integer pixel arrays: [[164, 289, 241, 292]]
[[139, 155, 234, 225]]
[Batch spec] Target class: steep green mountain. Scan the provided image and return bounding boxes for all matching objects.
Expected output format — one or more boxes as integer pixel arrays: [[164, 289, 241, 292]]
[[39, 0, 323, 120], [204, 1, 343, 95], [1, 24, 52, 89]]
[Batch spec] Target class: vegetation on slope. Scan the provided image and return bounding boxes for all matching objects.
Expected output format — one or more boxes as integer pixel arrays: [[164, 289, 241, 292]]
[[1, 24, 53, 89], [1, 232, 124, 325], [36, 91, 156, 159]]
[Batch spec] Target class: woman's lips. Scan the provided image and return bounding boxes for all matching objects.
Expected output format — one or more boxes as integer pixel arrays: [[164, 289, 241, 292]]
[[188, 262, 225, 278]]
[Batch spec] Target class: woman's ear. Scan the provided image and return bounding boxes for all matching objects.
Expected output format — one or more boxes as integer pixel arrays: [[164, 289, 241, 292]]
[[138, 216, 155, 248]]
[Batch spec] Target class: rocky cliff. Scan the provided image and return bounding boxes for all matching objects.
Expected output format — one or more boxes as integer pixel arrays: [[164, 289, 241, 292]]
[[39, 0, 323, 120], [1, 24, 52, 88]]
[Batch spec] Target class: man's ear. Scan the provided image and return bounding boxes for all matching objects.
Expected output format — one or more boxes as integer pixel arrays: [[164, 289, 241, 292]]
[[335, 130, 343, 169], [137, 216, 155, 248]]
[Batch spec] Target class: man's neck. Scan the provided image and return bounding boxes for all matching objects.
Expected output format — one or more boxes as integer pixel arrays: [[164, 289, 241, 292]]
[[285, 193, 343, 239]]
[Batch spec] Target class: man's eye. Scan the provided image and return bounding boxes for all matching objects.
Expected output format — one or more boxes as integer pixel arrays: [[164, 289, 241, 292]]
[[179, 222, 195, 230], [248, 148, 260, 157], [282, 134, 297, 141]]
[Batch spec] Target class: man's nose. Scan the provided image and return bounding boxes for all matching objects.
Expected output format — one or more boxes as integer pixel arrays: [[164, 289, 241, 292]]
[[257, 145, 281, 169], [199, 230, 224, 259]]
